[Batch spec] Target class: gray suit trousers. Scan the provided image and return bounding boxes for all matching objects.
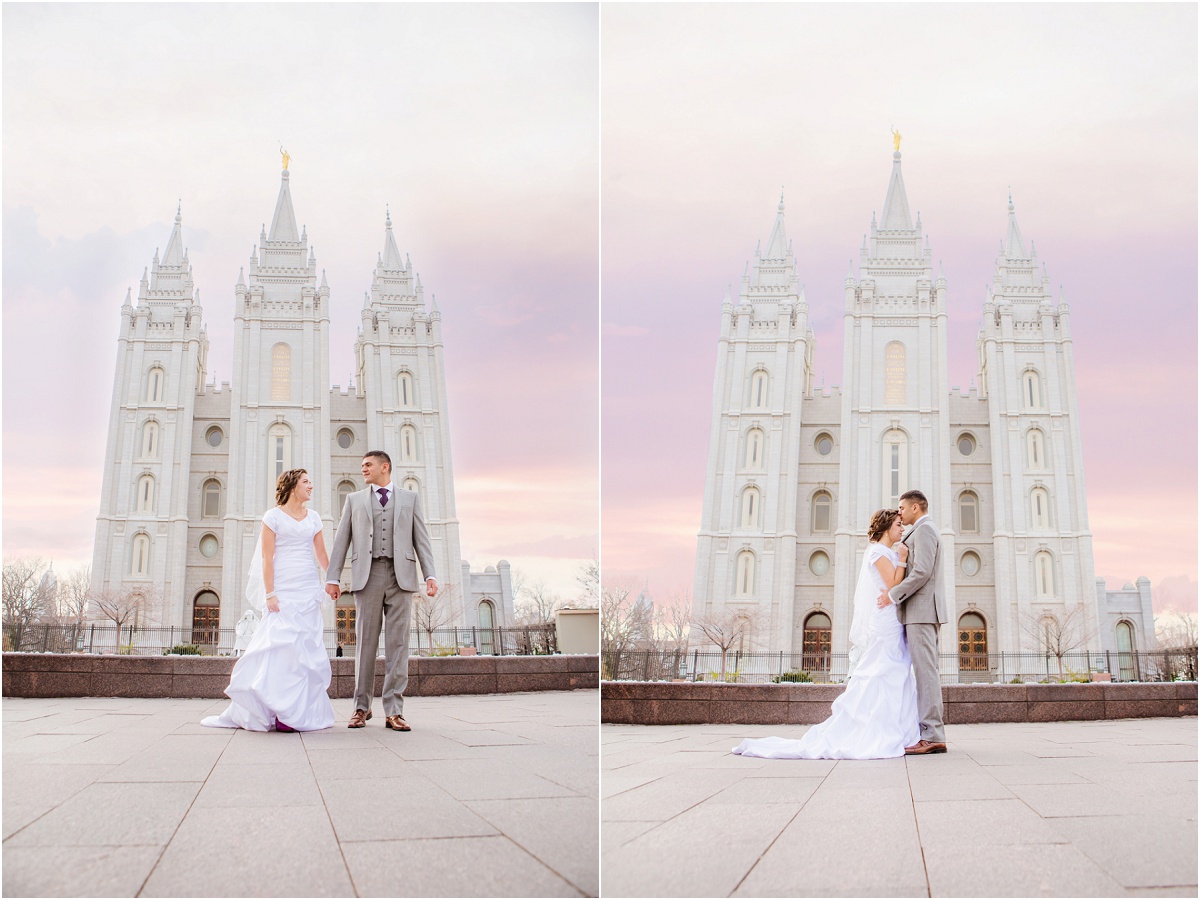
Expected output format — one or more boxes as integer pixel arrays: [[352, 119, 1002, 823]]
[[354, 557, 414, 717], [905, 622, 945, 743]]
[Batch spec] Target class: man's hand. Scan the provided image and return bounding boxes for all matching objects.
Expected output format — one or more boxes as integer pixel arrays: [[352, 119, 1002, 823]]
[[877, 588, 893, 609], [426, 578, 438, 597], [325, 583, 341, 602]]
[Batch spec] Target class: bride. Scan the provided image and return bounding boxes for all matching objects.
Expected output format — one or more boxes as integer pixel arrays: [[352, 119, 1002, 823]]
[[202, 468, 335, 732], [733, 508, 919, 759]]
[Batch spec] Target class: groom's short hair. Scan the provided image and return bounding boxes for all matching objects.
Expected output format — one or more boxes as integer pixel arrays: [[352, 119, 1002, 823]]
[[899, 489, 928, 511], [364, 450, 392, 470]]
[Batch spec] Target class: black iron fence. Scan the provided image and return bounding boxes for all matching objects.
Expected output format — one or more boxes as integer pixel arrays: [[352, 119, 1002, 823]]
[[6, 622, 558, 658], [603, 647, 1198, 685]]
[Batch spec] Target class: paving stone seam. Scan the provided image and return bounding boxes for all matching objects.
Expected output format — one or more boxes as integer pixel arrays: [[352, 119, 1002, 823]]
[[132, 733, 223, 898], [469, 812, 592, 899], [904, 757, 935, 899], [302, 731, 367, 898]]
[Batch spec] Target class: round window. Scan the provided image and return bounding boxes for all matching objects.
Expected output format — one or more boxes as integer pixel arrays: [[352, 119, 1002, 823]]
[[815, 434, 834, 456], [958, 433, 976, 456], [336, 428, 354, 450], [199, 534, 220, 559], [960, 550, 981, 577], [206, 426, 223, 448], [809, 550, 830, 576]]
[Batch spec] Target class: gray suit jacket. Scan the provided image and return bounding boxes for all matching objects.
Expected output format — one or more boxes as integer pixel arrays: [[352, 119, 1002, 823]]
[[327, 487, 436, 593], [891, 516, 948, 625]]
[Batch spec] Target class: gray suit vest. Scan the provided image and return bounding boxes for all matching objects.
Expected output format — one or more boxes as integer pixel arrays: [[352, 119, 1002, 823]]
[[371, 488, 393, 559]]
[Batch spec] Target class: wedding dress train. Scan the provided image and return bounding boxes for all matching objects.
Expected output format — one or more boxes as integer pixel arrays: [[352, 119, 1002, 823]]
[[733, 542, 919, 760], [202, 508, 335, 732]]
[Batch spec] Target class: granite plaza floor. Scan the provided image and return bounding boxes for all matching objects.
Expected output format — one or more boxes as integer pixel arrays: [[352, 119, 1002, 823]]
[[3, 691, 599, 898], [602, 717, 1197, 898]]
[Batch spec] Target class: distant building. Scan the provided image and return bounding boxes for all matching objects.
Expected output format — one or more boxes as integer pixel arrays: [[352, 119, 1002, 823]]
[[693, 149, 1153, 672], [91, 168, 514, 645]]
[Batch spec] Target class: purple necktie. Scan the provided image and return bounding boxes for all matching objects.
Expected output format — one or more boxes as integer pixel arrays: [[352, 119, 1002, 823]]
[[378, 488, 389, 508]]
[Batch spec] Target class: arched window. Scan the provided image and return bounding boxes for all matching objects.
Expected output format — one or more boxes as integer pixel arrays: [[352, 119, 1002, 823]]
[[267, 423, 292, 485], [400, 425, 419, 463], [811, 491, 832, 533], [337, 480, 355, 516], [141, 421, 159, 458], [959, 611, 988, 671], [1022, 370, 1043, 410], [1035, 551, 1055, 598], [192, 590, 220, 646], [744, 428, 765, 469], [146, 366, 166, 403], [740, 486, 760, 529], [1027, 429, 1046, 470], [136, 475, 155, 514], [478, 599, 496, 655], [884, 342, 905, 406], [749, 370, 769, 409], [402, 477, 419, 494], [882, 429, 908, 507], [1030, 487, 1051, 529], [271, 343, 291, 402], [397, 371, 416, 408], [802, 611, 832, 671], [130, 533, 150, 576], [959, 491, 979, 533], [1115, 620, 1136, 681], [734, 551, 756, 597], [202, 479, 222, 518]]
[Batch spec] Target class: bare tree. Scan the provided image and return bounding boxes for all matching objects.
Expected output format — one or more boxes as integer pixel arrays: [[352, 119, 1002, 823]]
[[92, 583, 161, 634], [576, 554, 599, 607], [654, 587, 692, 655], [1156, 611, 1198, 650], [692, 607, 758, 682], [600, 580, 653, 678], [2, 557, 53, 651], [1020, 605, 1097, 679], [514, 578, 561, 627], [411, 582, 460, 653], [58, 565, 93, 628]]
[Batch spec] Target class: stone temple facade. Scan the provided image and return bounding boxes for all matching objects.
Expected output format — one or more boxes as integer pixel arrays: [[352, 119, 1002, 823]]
[[692, 150, 1154, 673], [91, 168, 514, 645]]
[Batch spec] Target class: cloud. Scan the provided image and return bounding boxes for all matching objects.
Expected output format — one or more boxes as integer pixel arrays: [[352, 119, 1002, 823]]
[[603, 323, 649, 337]]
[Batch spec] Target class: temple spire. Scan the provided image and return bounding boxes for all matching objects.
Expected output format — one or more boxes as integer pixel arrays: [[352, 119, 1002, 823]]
[[763, 191, 789, 259], [161, 203, 185, 266], [268, 170, 299, 242], [1004, 192, 1027, 258], [381, 209, 404, 270], [880, 150, 913, 230]]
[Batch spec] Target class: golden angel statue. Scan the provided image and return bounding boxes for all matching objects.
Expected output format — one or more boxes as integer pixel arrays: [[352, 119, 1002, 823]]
[[280, 146, 291, 170], [891, 128, 901, 152]]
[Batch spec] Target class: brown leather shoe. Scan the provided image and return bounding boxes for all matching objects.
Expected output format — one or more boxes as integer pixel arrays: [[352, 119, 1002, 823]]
[[385, 715, 411, 732], [905, 739, 947, 755], [347, 709, 372, 728]]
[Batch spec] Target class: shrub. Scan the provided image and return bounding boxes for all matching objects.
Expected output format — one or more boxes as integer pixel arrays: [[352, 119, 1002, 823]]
[[772, 670, 813, 683], [164, 643, 202, 656], [707, 668, 741, 683]]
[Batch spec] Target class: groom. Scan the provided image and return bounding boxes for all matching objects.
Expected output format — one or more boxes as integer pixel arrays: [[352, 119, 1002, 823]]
[[878, 489, 947, 754], [326, 450, 437, 731]]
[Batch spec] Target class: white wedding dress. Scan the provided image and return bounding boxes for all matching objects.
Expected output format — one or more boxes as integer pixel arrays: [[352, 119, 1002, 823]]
[[733, 542, 919, 759], [202, 508, 335, 732]]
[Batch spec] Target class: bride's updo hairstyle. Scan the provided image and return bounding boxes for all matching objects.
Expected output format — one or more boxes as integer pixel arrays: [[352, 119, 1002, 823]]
[[867, 508, 899, 543], [276, 468, 308, 506]]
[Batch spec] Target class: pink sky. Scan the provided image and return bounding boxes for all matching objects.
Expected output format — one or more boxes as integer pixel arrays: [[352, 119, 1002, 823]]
[[601, 4, 1198, 614], [2, 4, 599, 600]]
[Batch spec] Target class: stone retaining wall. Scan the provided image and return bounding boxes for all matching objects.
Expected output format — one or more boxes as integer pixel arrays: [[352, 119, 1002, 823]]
[[601, 681, 1197, 725], [1, 653, 599, 699]]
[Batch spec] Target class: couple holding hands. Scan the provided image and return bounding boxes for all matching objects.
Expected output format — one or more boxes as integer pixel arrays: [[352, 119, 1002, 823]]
[[202, 450, 437, 734]]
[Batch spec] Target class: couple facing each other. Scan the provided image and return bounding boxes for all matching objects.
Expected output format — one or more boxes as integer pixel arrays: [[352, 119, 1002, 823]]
[[734, 490, 948, 760], [202, 450, 436, 733]]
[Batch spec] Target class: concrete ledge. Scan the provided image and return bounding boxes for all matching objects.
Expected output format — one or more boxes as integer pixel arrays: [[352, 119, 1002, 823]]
[[601, 681, 1196, 725], [2, 653, 598, 699]]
